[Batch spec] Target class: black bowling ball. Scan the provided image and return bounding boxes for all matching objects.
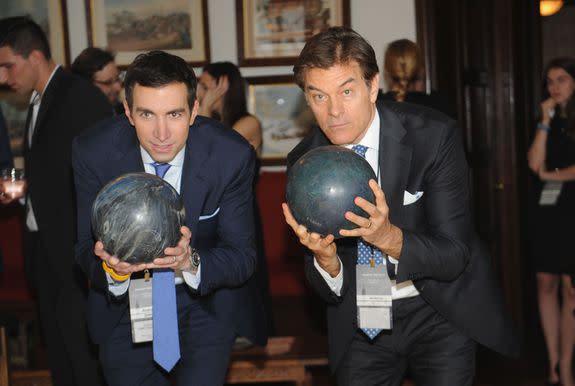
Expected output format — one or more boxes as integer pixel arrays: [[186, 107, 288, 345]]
[[91, 172, 186, 263], [286, 145, 376, 237]]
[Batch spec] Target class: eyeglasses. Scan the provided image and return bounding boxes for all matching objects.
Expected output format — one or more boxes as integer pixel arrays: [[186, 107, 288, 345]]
[[94, 76, 122, 86]]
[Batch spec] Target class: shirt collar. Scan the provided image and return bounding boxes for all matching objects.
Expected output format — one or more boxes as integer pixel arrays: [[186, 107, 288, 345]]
[[30, 65, 60, 105], [345, 107, 380, 152], [140, 145, 186, 168]]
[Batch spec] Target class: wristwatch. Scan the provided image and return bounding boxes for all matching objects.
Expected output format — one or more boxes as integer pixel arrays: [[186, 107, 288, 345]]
[[188, 247, 200, 272]]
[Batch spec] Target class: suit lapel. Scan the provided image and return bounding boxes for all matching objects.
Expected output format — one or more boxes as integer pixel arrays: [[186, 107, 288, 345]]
[[378, 103, 412, 225], [110, 117, 145, 176], [179, 127, 210, 243]]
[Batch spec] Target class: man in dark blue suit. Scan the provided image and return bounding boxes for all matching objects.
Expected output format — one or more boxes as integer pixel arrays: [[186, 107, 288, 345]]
[[72, 51, 267, 386]]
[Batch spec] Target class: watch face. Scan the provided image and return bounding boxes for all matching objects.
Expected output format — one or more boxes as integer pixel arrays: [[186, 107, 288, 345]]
[[191, 250, 200, 266]]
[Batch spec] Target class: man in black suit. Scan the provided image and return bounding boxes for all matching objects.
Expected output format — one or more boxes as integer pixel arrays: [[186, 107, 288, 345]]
[[0, 17, 112, 386], [283, 27, 519, 385], [72, 51, 267, 386]]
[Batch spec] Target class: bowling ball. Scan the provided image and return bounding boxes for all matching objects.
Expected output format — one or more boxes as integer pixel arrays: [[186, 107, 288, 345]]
[[286, 145, 377, 237], [91, 172, 186, 264]]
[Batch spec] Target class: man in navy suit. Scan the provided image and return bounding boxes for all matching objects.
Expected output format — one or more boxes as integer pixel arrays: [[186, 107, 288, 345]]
[[72, 51, 267, 386], [283, 27, 518, 385]]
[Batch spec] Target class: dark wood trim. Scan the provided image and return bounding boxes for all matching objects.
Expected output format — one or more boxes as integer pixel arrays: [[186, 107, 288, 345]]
[[60, 0, 70, 65], [415, 0, 435, 92]]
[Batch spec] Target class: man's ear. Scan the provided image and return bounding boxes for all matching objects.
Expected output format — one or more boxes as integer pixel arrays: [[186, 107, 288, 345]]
[[123, 100, 135, 126], [27, 50, 43, 66], [369, 73, 380, 103], [189, 100, 199, 125]]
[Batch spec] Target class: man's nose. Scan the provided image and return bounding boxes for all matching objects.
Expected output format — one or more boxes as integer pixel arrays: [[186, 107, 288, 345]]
[[328, 97, 343, 117], [154, 118, 170, 142]]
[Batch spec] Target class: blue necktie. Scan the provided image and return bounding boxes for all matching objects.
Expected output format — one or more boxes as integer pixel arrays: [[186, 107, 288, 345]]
[[352, 145, 384, 340], [151, 162, 181, 371]]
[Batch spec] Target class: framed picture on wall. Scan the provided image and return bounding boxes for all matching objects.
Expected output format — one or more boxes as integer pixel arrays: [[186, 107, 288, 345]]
[[247, 75, 316, 165], [86, 0, 210, 67], [0, 0, 70, 65], [236, 0, 350, 66]]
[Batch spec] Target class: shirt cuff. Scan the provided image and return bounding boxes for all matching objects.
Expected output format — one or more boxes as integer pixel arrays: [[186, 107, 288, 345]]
[[106, 272, 130, 296], [182, 264, 201, 290], [314, 257, 343, 296]]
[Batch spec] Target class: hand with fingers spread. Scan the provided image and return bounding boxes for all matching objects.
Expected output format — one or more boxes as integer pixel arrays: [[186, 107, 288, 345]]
[[95, 241, 147, 278], [198, 75, 229, 117], [147, 226, 193, 271], [339, 179, 404, 258], [282, 202, 340, 277]]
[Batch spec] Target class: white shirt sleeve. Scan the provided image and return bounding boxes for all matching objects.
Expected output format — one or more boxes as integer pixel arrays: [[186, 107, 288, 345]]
[[313, 257, 343, 296], [106, 273, 130, 296], [182, 264, 201, 290]]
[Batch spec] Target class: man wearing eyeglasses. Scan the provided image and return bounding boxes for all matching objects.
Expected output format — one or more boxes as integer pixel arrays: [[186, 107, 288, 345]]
[[71, 47, 123, 114]]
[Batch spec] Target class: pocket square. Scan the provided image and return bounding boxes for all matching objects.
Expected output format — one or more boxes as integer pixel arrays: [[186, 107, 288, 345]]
[[199, 207, 220, 221], [403, 191, 424, 205]]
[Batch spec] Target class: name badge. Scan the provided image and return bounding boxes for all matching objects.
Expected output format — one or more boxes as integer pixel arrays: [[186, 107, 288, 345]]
[[356, 264, 393, 330], [539, 181, 563, 206], [128, 277, 153, 343]]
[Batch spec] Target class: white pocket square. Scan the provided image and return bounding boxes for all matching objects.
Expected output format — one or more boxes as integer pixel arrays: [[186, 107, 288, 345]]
[[199, 207, 220, 220], [403, 191, 424, 205]]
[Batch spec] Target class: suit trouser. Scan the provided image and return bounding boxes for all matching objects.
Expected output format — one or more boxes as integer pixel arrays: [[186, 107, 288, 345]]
[[26, 231, 104, 386], [99, 284, 236, 386], [336, 295, 476, 386]]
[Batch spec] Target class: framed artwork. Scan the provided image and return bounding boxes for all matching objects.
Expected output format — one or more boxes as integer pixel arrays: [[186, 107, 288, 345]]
[[236, 0, 350, 66], [247, 76, 316, 165], [86, 0, 210, 67], [0, 0, 70, 65]]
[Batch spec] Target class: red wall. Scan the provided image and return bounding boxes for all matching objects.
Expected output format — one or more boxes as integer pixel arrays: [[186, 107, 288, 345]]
[[256, 171, 306, 296]]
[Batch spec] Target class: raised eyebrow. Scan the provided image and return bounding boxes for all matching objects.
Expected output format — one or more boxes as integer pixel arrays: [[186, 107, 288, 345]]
[[134, 107, 154, 114], [305, 77, 356, 93]]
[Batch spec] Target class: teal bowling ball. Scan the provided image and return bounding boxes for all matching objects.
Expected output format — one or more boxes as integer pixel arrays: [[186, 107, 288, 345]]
[[91, 172, 186, 263], [286, 145, 376, 237]]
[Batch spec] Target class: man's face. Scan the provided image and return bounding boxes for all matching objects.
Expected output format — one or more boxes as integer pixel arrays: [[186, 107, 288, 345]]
[[124, 82, 198, 163], [93, 61, 122, 104], [0, 46, 38, 95], [304, 62, 379, 145]]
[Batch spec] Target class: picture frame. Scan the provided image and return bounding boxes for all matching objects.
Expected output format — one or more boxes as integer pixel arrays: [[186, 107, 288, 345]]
[[86, 0, 210, 67], [246, 75, 316, 165], [0, 0, 70, 66], [236, 0, 350, 66]]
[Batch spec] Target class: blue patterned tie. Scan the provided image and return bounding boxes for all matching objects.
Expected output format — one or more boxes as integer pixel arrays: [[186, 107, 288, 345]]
[[151, 162, 181, 371], [352, 145, 383, 340]]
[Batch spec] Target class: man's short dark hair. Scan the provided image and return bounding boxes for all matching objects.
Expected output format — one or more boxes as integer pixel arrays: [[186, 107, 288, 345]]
[[293, 26, 379, 89], [124, 51, 197, 110], [71, 47, 115, 81], [0, 16, 51, 60]]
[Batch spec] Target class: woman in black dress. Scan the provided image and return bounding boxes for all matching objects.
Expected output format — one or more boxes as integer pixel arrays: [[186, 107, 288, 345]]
[[528, 57, 575, 386]]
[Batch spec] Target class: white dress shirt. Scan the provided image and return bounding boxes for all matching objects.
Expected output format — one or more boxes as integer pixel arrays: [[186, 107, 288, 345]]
[[313, 108, 420, 300]]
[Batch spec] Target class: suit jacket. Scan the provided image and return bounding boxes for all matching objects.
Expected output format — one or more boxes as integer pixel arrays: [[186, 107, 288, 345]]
[[288, 100, 520, 372], [25, 67, 112, 285], [72, 114, 267, 347]]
